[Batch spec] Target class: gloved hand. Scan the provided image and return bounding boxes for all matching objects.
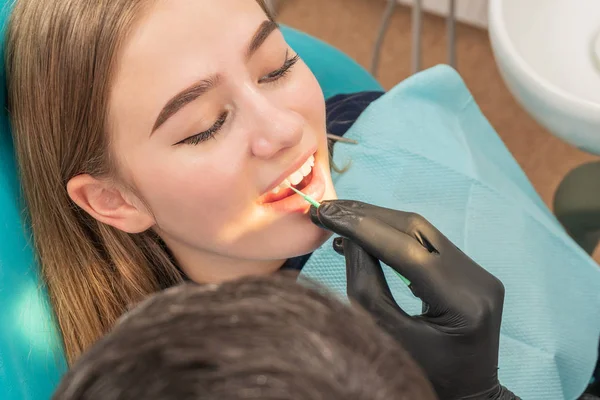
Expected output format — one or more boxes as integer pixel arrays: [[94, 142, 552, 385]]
[[310, 200, 519, 400]]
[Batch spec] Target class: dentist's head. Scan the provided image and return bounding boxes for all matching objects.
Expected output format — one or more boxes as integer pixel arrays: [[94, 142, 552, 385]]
[[6, 0, 336, 364], [52, 275, 436, 400]]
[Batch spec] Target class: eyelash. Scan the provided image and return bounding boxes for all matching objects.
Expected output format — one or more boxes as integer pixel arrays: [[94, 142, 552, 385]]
[[177, 52, 301, 146], [177, 112, 228, 146], [259, 52, 300, 84]]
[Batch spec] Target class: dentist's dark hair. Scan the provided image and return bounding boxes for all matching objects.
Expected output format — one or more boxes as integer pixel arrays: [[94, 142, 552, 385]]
[[5, 0, 275, 365], [52, 275, 437, 400]]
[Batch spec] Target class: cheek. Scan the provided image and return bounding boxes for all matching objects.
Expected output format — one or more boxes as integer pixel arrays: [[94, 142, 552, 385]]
[[128, 153, 250, 224], [287, 64, 327, 129]]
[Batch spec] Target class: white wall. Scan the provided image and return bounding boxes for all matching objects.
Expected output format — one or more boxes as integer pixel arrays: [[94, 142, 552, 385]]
[[396, 0, 489, 28], [265, 0, 489, 29]]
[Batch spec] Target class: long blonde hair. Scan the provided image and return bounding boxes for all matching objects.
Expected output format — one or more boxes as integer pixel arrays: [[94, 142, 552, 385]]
[[5, 0, 273, 365]]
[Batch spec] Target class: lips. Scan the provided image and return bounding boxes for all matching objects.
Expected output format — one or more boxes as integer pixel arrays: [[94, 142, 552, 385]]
[[270, 154, 315, 195], [261, 147, 317, 196], [260, 168, 314, 204], [258, 152, 326, 213]]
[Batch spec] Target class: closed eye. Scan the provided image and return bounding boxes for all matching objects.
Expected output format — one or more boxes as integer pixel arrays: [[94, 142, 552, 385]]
[[259, 50, 300, 84], [175, 112, 228, 146], [176, 51, 300, 146]]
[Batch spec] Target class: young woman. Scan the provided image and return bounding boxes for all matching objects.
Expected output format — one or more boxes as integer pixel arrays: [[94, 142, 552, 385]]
[[6, 0, 377, 363], [9, 2, 598, 398]]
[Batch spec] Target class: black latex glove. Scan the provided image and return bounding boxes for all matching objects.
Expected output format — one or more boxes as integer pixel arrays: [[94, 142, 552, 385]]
[[310, 200, 519, 400]]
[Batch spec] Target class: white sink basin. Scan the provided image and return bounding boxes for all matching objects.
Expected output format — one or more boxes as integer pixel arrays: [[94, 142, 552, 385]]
[[489, 0, 600, 155]]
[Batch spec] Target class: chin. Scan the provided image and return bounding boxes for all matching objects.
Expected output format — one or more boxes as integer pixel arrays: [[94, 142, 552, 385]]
[[293, 171, 337, 256], [285, 218, 334, 259], [306, 224, 334, 252], [296, 161, 337, 255], [255, 145, 338, 260]]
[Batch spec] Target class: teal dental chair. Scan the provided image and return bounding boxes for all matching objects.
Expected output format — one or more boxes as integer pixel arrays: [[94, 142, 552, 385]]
[[0, 3, 384, 397]]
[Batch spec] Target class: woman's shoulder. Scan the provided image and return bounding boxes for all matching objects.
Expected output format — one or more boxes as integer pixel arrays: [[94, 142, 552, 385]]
[[325, 91, 385, 137]]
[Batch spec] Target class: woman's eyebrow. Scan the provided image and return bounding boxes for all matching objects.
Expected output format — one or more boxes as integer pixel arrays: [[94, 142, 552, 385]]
[[151, 20, 279, 136], [151, 76, 220, 135], [246, 20, 279, 60]]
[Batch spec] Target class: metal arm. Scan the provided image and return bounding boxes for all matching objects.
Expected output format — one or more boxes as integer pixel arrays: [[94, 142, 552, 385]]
[[371, 0, 397, 75], [411, 0, 423, 74], [371, 0, 457, 77], [448, 0, 457, 68]]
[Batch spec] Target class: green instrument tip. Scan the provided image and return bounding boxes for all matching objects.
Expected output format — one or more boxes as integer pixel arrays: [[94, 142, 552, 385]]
[[395, 272, 412, 286], [288, 186, 321, 208]]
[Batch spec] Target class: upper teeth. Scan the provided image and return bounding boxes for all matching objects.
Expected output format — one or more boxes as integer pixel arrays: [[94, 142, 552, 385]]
[[271, 155, 315, 194]]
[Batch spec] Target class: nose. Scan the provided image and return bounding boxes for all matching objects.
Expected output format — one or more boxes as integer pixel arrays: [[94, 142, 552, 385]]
[[242, 88, 304, 159]]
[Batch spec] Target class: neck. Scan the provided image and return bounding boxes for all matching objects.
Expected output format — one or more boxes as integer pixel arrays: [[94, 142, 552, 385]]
[[169, 244, 287, 284]]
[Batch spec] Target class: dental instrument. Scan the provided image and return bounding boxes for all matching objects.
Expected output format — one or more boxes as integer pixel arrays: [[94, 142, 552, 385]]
[[287, 185, 322, 208], [288, 184, 412, 286], [327, 133, 358, 144]]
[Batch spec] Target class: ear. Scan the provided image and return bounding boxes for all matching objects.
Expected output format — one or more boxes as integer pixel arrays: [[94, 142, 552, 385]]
[[67, 174, 155, 234]]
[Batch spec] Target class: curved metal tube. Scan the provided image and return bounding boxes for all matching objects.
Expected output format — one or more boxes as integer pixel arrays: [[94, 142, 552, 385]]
[[371, 0, 397, 76], [447, 0, 456, 67], [411, 0, 423, 73], [370, 0, 458, 77]]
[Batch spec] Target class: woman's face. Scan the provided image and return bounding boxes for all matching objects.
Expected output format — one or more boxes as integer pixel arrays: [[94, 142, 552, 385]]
[[107, 0, 336, 281]]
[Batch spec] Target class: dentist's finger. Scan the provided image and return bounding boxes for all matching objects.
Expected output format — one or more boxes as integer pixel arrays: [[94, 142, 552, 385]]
[[313, 202, 436, 288], [342, 238, 417, 334], [315, 201, 445, 253]]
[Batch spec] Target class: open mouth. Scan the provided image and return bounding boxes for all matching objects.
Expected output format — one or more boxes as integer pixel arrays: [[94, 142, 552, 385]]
[[260, 154, 315, 204]]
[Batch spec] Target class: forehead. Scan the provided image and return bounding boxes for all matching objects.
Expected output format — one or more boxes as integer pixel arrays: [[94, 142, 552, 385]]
[[108, 0, 269, 134], [118, 0, 269, 79], [129, 0, 267, 52]]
